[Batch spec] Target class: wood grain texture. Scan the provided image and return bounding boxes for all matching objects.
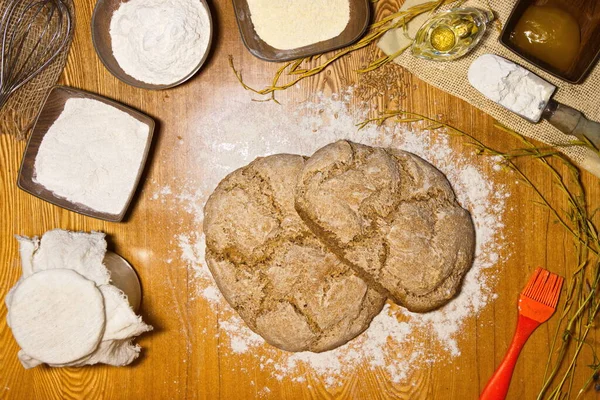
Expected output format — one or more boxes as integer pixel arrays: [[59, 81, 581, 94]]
[[1, 0, 599, 399]]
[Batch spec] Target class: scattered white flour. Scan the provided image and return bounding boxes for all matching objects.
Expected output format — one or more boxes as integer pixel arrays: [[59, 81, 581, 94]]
[[468, 54, 555, 122], [34, 98, 149, 215], [247, 0, 350, 50], [110, 0, 211, 85], [152, 90, 509, 386]]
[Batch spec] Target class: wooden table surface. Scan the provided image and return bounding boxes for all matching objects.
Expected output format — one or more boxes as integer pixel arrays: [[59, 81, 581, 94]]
[[1, 1, 599, 399]]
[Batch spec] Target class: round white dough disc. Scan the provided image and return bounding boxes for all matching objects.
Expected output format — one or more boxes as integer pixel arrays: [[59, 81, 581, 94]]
[[8, 269, 106, 364]]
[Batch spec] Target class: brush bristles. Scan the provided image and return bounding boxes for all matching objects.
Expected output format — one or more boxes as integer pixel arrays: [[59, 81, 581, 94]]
[[522, 267, 564, 308]]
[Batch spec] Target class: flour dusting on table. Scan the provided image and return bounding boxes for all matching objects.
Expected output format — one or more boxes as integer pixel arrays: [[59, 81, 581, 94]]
[[152, 90, 509, 385]]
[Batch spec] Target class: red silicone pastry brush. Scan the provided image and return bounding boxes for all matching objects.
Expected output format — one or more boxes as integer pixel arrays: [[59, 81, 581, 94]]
[[480, 267, 564, 400]]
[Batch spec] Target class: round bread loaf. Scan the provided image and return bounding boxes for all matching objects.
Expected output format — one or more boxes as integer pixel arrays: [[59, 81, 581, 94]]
[[203, 154, 386, 352], [295, 140, 475, 312]]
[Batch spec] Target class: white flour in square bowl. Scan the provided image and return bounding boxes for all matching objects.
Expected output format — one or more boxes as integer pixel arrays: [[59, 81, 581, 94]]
[[34, 98, 149, 215], [152, 89, 510, 385]]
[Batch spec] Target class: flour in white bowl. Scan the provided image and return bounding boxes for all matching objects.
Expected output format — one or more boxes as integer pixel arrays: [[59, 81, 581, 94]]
[[247, 0, 350, 50], [34, 98, 149, 215], [110, 0, 211, 85]]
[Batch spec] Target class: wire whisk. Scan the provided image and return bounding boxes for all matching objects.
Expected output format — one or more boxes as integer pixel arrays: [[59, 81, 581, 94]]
[[0, 0, 72, 111]]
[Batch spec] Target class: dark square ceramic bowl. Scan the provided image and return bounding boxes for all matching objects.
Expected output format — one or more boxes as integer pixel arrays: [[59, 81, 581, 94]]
[[17, 86, 155, 222], [500, 0, 600, 83], [92, 0, 213, 90]]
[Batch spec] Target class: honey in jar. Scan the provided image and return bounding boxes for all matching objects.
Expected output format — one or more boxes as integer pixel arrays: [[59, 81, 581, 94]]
[[510, 5, 581, 73]]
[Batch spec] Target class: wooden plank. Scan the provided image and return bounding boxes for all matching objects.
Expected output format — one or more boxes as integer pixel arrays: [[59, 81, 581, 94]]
[[1, 0, 598, 399]]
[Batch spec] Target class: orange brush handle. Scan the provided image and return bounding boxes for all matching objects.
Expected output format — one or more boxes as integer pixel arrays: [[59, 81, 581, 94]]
[[480, 315, 541, 400]]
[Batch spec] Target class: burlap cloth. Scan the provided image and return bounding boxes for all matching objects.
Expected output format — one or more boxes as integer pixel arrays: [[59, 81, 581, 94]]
[[0, 0, 74, 140], [378, 0, 600, 177]]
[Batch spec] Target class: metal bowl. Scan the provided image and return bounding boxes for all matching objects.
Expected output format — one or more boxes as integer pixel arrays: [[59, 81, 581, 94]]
[[104, 251, 143, 312], [91, 0, 213, 90]]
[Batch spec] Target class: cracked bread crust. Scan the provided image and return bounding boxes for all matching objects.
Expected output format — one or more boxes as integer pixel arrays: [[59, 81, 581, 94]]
[[203, 154, 386, 352], [295, 141, 475, 312]]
